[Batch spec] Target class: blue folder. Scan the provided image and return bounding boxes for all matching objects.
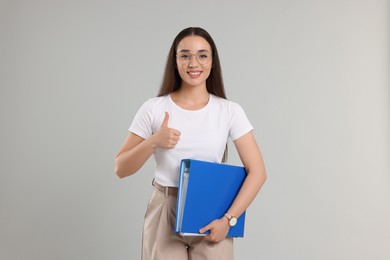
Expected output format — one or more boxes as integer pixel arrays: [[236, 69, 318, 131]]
[[175, 159, 247, 237]]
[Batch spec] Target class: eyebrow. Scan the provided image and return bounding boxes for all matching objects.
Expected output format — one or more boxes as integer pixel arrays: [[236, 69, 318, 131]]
[[177, 49, 210, 53]]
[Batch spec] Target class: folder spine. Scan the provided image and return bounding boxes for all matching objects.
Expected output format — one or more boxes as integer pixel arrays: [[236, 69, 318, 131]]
[[175, 160, 190, 233]]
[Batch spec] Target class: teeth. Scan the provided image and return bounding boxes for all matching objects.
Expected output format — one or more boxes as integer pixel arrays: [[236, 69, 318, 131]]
[[189, 72, 201, 75]]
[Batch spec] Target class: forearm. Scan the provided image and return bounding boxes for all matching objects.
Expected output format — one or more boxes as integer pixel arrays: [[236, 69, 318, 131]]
[[226, 166, 266, 219], [115, 136, 156, 178], [115, 115, 181, 178], [227, 131, 267, 218]]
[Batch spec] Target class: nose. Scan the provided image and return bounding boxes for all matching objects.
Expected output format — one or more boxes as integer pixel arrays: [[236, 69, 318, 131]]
[[188, 54, 199, 67]]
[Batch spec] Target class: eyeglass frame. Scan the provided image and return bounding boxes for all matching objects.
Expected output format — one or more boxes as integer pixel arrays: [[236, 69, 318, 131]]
[[176, 50, 212, 65]]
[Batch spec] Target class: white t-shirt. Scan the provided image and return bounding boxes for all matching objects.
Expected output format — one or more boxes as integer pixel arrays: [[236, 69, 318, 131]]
[[129, 94, 253, 187]]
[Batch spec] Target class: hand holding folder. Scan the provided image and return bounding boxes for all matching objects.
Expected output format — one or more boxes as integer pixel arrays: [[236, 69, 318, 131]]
[[175, 159, 247, 237]]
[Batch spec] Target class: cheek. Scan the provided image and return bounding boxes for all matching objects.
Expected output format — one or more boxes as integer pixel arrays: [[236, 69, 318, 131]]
[[203, 65, 212, 77], [177, 66, 187, 78]]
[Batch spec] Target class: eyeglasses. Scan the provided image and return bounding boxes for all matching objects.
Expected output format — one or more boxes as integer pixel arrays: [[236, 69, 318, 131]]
[[176, 51, 212, 65]]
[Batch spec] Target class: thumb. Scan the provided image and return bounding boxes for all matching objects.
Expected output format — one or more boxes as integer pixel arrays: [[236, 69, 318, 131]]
[[161, 111, 169, 127]]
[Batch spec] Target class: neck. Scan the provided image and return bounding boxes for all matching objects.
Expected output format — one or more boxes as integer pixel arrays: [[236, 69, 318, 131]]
[[170, 88, 210, 110]]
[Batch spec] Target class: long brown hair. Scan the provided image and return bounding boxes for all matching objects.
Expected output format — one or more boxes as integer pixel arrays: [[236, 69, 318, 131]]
[[158, 27, 228, 163], [158, 27, 226, 99]]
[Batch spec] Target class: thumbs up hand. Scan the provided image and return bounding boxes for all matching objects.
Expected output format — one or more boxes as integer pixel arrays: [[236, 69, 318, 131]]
[[152, 112, 181, 149]]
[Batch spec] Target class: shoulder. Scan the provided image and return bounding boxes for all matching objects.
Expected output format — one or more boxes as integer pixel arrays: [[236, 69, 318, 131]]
[[133, 95, 170, 120], [139, 95, 169, 110], [144, 95, 169, 106]]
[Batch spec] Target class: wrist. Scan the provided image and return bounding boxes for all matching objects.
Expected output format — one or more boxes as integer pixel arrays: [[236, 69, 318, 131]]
[[221, 215, 229, 226], [224, 213, 238, 227], [147, 135, 159, 150], [222, 215, 229, 222]]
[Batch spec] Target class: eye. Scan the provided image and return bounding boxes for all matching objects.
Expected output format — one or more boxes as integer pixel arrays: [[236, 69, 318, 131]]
[[179, 53, 190, 59], [198, 52, 210, 61]]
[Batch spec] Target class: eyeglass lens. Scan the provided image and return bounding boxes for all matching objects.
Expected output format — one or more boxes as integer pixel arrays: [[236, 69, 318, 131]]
[[177, 51, 211, 64]]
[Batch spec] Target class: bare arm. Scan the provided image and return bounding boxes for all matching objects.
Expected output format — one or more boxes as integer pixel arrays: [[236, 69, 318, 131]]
[[225, 130, 267, 218], [115, 112, 181, 178], [115, 132, 155, 178], [200, 130, 267, 242]]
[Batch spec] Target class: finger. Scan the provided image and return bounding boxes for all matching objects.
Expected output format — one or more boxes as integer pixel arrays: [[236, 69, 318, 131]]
[[204, 235, 214, 242], [171, 138, 179, 144], [203, 231, 217, 242], [161, 111, 169, 127], [167, 143, 175, 149], [172, 129, 181, 136], [170, 133, 180, 141], [199, 224, 211, 234]]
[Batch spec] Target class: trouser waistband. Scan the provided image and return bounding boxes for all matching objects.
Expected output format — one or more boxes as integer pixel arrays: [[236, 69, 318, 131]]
[[152, 179, 178, 197]]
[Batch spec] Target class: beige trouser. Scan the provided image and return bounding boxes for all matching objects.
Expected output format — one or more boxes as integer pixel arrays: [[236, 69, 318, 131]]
[[141, 182, 234, 260]]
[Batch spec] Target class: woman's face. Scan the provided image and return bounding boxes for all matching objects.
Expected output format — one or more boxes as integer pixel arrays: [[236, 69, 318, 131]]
[[176, 35, 212, 89]]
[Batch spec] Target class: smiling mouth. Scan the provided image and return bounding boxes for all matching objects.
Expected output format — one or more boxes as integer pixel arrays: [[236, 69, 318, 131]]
[[188, 71, 202, 78]]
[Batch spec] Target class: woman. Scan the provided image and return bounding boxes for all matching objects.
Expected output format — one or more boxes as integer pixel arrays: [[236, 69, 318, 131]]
[[115, 27, 266, 260]]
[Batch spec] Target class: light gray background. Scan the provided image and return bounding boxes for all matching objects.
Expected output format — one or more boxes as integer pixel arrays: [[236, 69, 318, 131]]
[[1, 0, 389, 259]]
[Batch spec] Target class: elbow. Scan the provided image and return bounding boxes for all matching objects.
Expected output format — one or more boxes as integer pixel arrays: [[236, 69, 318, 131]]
[[115, 154, 145, 179], [115, 167, 127, 179], [115, 160, 135, 179], [260, 168, 267, 185], [262, 168, 267, 182]]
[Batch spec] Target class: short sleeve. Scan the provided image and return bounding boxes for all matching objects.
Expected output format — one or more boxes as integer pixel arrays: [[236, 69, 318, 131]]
[[128, 99, 155, 139], [229, 102, 254, 141]]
